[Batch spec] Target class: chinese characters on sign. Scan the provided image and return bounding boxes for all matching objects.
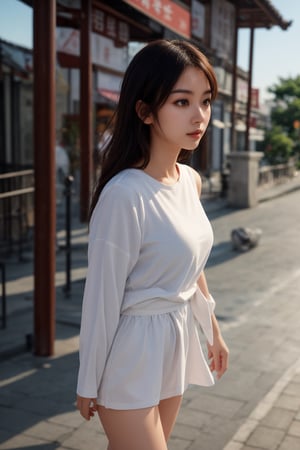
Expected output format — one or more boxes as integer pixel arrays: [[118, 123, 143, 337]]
[[93, 8, 130, 46], [124, 0, 191, 39]]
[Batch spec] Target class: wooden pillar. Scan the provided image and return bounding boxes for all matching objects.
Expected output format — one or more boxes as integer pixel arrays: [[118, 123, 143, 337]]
[[245, 27, 255, 151], [230, 4, 239, 152], [80, 0, 93, 222], [33, 0, 56, 356]]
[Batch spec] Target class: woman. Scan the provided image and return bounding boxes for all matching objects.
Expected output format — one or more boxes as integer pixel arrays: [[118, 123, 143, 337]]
[[77, 39, 229, 450]]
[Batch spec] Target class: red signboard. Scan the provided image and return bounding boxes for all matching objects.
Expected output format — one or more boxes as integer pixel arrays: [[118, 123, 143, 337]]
[[251, 88, 260, 109], [249, 116, 257, 128], [124, 0, 191, 39]]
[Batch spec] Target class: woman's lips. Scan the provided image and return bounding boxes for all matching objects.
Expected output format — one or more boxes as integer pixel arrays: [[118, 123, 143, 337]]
[[187, 130, 202, 139]]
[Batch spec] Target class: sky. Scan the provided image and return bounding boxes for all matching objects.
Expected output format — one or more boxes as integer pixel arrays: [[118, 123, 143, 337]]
[[0, 0, 299, 103], [237, 0, 300, 101]]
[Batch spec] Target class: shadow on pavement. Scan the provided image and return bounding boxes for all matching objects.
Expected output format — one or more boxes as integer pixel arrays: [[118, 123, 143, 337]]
[[0, 350, 79, 446], [206, 240, 245, 267], [8, 446, 60, 450], [0, 279, 83, 360], [206, 206, 239, 221]]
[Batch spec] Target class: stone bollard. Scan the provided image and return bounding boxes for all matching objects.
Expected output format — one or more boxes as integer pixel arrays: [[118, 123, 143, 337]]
[[227, 151, 263, 208]]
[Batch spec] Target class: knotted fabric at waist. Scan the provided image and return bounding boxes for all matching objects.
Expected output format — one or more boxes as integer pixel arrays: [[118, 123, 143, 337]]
[[121, 287, 216, 345], [190, 287, 215, 345]]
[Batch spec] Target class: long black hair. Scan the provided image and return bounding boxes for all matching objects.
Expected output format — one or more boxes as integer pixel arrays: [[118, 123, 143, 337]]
[[90, 39, 218, 217]]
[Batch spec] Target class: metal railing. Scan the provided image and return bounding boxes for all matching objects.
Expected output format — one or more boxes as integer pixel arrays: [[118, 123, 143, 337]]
[[0, 170, 34, 259]]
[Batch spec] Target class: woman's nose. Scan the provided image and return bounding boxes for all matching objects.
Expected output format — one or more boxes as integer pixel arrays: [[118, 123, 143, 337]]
[[192, 105, 205, 123]]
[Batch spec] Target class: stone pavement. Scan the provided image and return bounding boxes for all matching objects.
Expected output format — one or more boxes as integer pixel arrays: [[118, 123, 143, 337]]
[[0, 173, 300, 450], [224, 360, 300, 450]]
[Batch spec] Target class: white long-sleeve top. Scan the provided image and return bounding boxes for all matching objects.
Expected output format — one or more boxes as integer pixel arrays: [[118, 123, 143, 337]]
[[77, 163, 214, 399]]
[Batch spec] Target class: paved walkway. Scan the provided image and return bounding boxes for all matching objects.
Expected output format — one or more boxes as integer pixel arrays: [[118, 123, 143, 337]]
[[224, 359, 300, 450], [0, 174, 300, 450]]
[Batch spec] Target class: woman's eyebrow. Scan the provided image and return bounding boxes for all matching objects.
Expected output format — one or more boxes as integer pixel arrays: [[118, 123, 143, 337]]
[[170, 88, 212, 95]]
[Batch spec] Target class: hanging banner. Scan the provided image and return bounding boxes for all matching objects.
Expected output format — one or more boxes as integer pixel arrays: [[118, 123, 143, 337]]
[[211, 0, 235, 62], [124, 0, 191, 39], [192, 0, 205, 40], [56, 28, 128, 72]]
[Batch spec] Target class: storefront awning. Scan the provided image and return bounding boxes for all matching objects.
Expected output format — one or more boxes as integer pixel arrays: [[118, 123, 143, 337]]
[[237, 0, 291, 29], [0, 39, 32, 76], [98, 89, 119, 104]]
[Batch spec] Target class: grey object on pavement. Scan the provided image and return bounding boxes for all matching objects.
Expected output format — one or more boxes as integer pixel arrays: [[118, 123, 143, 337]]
[[231, 227, 262, 251]]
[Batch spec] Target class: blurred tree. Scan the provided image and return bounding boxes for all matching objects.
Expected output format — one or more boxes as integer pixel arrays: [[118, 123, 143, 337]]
[[264, 126, 293, 164], [263, 76, 300, 165]]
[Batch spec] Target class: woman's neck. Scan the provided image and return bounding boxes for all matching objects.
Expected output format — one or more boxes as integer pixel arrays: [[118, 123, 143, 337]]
[[143, 154, 180, 185]]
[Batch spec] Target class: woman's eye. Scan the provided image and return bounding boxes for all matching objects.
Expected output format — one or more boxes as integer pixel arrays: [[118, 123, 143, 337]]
[[203, 98, 212, 106], [175, 99, 189, 106]]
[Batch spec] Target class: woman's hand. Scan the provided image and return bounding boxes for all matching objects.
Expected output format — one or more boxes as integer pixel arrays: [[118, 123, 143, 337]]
[[76, 395, 97, 420], [207, 334, 229, 380]]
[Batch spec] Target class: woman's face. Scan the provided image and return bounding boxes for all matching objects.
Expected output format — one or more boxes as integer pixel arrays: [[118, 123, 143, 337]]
[[147, 66, 212, 154]]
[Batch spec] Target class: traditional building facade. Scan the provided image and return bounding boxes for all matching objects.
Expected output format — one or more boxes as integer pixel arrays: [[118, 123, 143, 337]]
[[0, 0, 291, 355]]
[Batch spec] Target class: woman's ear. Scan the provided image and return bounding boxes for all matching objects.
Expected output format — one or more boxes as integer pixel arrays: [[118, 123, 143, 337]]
[[135, 100, 153, 124]]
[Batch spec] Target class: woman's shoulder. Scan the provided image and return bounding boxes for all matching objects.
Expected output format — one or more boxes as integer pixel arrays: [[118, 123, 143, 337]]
[[91, 169, 145, 226], [100, 169, 145, 205]]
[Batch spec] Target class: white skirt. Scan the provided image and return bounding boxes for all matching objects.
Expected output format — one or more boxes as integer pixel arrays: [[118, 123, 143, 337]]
[[97, 301, 214, 410]]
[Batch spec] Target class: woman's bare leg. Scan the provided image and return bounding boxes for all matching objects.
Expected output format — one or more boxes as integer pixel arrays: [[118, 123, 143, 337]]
[[98, 405, 167, 450], [158, 395, 182, 441]]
